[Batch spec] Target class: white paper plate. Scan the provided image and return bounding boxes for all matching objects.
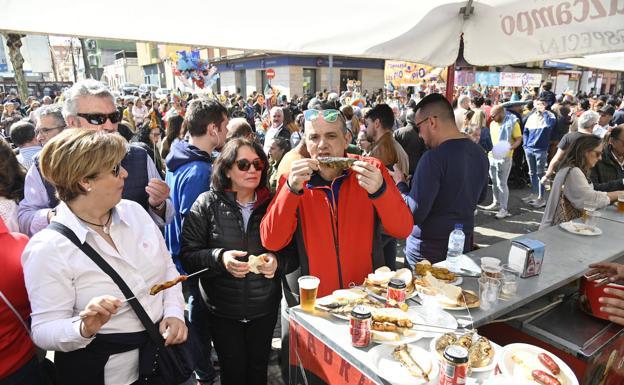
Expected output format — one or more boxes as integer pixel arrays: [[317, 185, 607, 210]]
[[559, 221, 602, 236], [435, 255, 482, 275], [369, 344, 439, 385], [498, 343, 579, 385], [429, 335, 500, 373]]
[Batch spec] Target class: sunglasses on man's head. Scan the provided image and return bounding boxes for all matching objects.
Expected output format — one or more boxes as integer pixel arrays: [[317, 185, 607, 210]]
[[304, 109, 342, 123], [77, 111, 122, 125], [236, 158, 265, 172]]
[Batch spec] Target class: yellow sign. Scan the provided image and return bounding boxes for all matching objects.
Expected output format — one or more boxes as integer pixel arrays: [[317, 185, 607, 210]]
[[384, 61, 446, 87]]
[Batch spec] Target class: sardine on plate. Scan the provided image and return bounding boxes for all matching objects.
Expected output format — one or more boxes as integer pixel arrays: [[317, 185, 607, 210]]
[[393, 344, 430, 381]]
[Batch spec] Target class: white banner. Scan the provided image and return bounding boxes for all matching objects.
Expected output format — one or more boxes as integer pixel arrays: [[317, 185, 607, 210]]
[[0, 0, 622, 67], [463, 0, 624, 65]]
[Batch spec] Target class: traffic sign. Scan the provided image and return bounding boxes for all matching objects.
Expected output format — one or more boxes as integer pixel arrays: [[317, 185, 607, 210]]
[[266, 68, 275, 79]]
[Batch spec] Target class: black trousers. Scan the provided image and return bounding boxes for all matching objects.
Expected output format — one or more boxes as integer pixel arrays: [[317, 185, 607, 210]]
[[208, 311, 278, 385], [0, 357, 45, 385]]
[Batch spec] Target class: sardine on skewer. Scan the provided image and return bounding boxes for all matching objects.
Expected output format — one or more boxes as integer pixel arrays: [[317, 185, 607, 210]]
[[393, 344, 430, 382]]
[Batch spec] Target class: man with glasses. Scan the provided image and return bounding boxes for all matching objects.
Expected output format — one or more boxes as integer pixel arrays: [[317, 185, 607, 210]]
[[390, 93, 488, 267], [18, 105, 67, 235], [592, 125, 624, 192], [261, 103, 412, 380], [261, 105, 413, 295], [18, 80, 173, 236]]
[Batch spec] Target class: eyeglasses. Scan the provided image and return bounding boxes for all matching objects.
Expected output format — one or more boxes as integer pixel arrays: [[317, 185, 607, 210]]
[[76, 111, 121, 125], [304, 109, 342, 123], [35, 125, 66, 135], [236, 158, 265, 172], [414, 115, 436, 131], [112, 163, 122, 177]]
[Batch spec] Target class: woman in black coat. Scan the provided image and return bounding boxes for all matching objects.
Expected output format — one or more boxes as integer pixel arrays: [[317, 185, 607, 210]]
[[180, 138, 285, 385]]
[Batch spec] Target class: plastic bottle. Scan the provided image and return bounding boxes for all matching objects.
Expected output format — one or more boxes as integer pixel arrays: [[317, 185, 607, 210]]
[[446, 224, 465, 272]]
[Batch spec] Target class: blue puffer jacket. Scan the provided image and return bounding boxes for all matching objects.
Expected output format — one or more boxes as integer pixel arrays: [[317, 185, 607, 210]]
[[523, 110, 556, 152]]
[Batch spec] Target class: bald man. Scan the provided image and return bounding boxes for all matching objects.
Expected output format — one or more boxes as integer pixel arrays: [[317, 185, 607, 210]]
[[484, 105, 522, 218]]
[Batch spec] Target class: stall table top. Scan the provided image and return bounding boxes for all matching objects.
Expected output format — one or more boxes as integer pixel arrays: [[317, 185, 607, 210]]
[[456, 217, 624, 328], [600, 204, 624, 224]]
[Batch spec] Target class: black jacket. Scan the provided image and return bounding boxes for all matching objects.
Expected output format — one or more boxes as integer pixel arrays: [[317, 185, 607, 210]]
[[179, 188, 283, 320], [393, 123, 426, 176], [591, 144, 624, 192]]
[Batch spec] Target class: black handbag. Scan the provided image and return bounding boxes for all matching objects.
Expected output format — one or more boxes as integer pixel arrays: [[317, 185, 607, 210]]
[[48, 222, 198, 385]]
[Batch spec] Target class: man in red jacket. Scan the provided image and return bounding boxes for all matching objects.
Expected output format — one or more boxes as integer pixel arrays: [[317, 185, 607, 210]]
[[260, 104, 413, 299]]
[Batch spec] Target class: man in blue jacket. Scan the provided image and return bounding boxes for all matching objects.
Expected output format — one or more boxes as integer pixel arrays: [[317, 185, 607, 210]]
[[165, 98, 228, 384], [522, 97, 556, 208]]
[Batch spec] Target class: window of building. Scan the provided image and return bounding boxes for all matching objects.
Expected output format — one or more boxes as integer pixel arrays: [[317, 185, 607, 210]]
[[303, 68, 316, 96]]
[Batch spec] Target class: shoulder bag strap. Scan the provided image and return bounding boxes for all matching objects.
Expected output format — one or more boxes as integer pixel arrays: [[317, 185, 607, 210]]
[[47, 222, 164, 345], [0, 290, 31, 337]]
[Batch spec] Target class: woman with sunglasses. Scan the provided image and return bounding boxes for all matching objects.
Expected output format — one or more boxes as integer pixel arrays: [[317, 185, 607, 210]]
[[21, 129, 187, 384], [541, 135, 624, 228], [180, 138, 287, 385]]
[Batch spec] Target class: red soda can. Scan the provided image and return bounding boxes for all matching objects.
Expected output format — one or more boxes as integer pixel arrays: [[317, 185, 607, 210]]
[[386, 278, 406, 307], [439, 345, 469, 385], [350, 306, 371, 347]]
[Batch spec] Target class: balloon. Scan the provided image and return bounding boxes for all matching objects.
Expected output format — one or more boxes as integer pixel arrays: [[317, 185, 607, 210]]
[[491, 141, 511, 160]]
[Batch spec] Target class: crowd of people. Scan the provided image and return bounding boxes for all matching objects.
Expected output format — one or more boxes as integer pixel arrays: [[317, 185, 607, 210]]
[[1, 78, 624, 385]]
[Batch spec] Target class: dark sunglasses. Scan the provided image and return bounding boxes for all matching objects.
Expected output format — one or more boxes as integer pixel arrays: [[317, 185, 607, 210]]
[[304, 109, 342, 123], [236, 158, 265, 172], [77, 111, 122, 125], [112, 163, 122, 177]]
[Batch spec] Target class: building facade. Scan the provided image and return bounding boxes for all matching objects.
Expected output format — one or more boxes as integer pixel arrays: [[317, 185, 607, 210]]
[[214, 55, 385, 99]]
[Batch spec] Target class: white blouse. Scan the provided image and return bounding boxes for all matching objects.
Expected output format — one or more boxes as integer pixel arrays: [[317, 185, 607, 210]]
[[22, 199, 184, 385]]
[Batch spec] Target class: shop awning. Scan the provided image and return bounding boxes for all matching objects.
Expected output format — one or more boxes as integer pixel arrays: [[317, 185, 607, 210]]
[[1, 0, 623, 67], [555, 52, 624, 72]]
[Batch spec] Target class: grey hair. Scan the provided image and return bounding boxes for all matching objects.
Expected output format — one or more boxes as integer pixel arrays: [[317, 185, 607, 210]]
[[35, 104, 66, 128], [405, 109, 416, 124], [270, 106, 283, 116], [578, 110, 599, 129], [458, 95, 471, 108], [62, 79, 114, 119]]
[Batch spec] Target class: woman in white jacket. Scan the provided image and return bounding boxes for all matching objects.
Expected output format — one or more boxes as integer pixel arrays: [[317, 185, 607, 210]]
[[541, 135, 624, 228]]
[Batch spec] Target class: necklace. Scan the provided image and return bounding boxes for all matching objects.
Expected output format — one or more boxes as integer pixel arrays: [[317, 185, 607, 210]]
[[75, 210, 113, 234]]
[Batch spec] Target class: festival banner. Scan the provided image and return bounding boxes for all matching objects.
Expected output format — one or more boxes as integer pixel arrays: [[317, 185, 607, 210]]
[[384, 60, 440, 88], [499, 72, 524, 87], [521, 73, 542, 87], [455, 70, 475, 87], [475, 72, 500, 86]]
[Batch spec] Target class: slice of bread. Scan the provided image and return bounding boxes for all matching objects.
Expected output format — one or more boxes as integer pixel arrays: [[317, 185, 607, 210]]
[[248, 254, 265, 274]]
